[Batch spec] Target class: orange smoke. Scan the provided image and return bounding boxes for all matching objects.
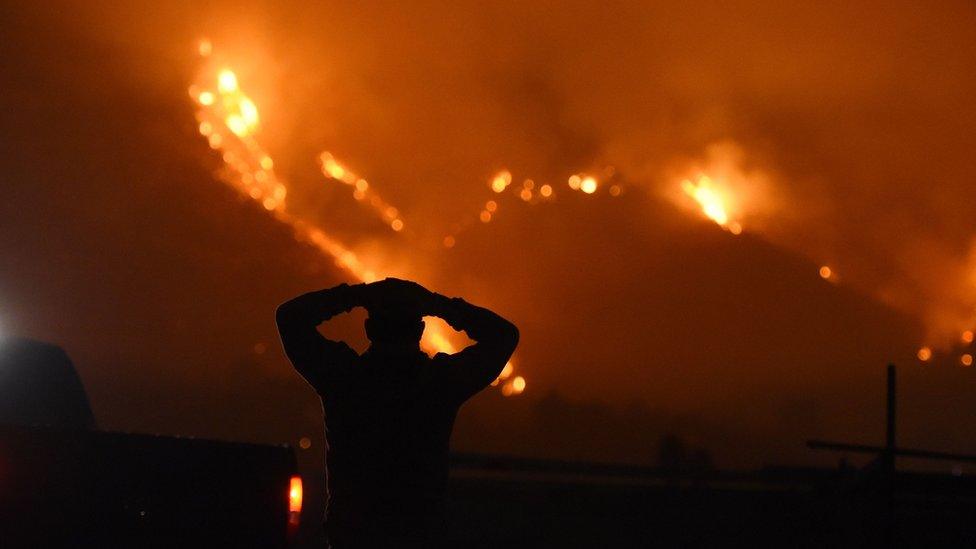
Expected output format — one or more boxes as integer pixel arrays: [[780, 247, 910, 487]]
[[680, 175, 742, 235], [190, 40, 523, 394]]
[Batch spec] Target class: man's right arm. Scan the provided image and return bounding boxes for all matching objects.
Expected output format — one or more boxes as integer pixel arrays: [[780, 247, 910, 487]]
[[275, 283, 366, 391], [426, 293, 519, 402]]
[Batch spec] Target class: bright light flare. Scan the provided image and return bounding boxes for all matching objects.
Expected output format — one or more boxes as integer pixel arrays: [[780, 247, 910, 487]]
[[580, 177, 598, 194], [501, 375, 526, 396], [288, 475, 303, 525], [491, 170, 512, 193], [217, 69, 238, 93], [680, 175, 741, 234]]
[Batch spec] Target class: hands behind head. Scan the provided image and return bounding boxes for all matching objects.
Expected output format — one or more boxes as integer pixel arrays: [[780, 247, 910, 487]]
[[363, 278, 433, 314]]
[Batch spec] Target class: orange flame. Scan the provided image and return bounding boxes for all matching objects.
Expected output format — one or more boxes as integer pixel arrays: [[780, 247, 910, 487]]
[[681, 175, 742, 234], [190, 42, 524, 393], [318, 152, 404, 232]]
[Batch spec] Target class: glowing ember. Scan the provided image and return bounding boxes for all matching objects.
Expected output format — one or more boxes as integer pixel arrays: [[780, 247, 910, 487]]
[[580, 177, 598, 194], [962, 354, 973, 367], [318, 152, 404, 231], [501, 375, 526, 396], [491, 170, 512, 193], [512, 376, 526, 392], [217, 69, 238, 93], [680, 175, 741, 234], [819, 266, 832, 279], [963, 330, 974, 344], [917, 346, 932, 362]]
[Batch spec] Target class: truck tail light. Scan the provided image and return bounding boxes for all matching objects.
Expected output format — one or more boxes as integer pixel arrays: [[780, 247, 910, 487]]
[[288, 475, 303, 526]]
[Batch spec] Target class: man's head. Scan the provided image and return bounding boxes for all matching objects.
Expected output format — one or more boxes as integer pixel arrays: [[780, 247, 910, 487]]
[[364, 305, 425, 350]]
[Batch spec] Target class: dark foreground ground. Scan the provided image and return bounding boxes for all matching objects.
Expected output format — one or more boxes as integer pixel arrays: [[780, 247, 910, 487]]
[[445, 454, 976, 548], [5, 426, 975, 547]]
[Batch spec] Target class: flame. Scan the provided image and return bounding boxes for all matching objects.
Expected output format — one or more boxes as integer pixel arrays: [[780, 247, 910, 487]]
[[491, 170, 512, 193], [318, 152, 404, 231], [681, 175, 742, 234], [580, 177, 598, 194], [190, 42, 524, 393]]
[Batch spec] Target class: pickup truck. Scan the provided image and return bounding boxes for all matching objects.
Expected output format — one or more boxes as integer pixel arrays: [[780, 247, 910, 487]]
[[0, 425, 301, 547], [0, 338, 302, 547]]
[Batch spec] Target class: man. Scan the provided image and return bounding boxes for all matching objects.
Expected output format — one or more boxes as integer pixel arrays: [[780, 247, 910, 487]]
[[276, 278, 519, 548]]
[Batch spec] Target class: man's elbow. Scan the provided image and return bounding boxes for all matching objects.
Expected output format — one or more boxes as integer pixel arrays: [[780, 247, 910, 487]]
[[275, 301, 299, 332], [501, 320, 520, 355]]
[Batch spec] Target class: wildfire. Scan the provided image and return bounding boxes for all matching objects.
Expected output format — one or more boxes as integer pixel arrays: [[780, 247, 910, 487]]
[[680, 175, 742, 234], [189, 66, 285, 213], [568, 173, 599, 194], [190, 40, 523, 394], [318, 152, 404, 232], [490, 170, 512, 193]]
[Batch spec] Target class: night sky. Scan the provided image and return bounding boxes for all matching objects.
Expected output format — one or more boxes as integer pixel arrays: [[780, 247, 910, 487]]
[[3, 0, 976, 498]]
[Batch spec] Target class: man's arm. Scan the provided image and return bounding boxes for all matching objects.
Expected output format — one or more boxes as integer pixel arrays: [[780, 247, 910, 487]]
[[275, 283, 366, 392], [426, 292, 520, 401]]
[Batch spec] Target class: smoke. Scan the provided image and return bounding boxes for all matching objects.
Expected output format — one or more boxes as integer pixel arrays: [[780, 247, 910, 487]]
[[196, 0, 976, 345], [5, 0, 976, 466]]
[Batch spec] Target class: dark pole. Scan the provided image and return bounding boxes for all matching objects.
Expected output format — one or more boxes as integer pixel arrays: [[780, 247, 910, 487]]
[[886, 363, 896, 468], [883, 364, 896, 545]]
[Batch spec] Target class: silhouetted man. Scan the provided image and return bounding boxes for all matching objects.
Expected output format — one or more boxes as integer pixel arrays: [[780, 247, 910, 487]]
[[276, 278, 519, 548]]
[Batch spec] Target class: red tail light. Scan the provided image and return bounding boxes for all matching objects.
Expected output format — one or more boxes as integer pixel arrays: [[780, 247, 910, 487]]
[[288, 475, 302, 527]]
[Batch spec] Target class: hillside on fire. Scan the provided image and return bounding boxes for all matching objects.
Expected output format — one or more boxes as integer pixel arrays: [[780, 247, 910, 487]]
[[3, 2, 976, 544]]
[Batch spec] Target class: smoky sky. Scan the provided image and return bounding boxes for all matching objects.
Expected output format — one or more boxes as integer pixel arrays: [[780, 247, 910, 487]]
[[3, 0, 976, 474]]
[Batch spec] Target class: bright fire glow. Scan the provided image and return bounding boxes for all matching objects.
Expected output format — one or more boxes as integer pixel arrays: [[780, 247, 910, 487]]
[[502, 375, 526, 396], [318, 152, 404, 231], [491, 170, 512, 193], [681, 175, 741, 234], [580, 177, 598, 194], [190, 42, 527, 394]]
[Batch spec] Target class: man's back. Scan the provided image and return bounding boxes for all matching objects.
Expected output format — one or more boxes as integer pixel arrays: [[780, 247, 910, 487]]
[[275, 279, 519, 548], [322, 349, 460, 511]]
